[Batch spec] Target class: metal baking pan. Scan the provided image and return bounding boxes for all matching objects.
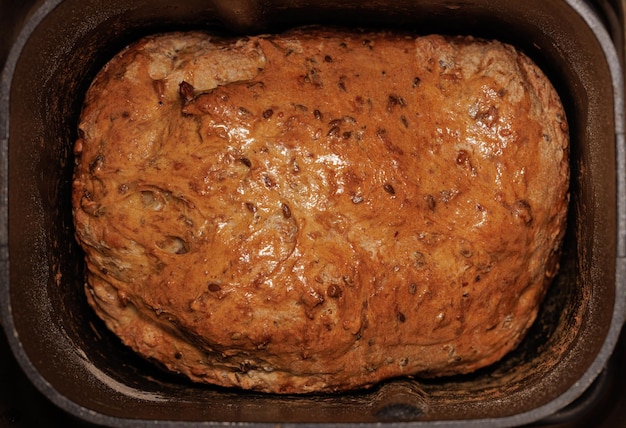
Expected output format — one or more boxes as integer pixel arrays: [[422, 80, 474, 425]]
[[1, 0, 625, 426]]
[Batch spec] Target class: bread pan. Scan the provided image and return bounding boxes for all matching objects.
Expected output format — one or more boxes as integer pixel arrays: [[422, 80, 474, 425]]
[[1, 0, 625, 426]]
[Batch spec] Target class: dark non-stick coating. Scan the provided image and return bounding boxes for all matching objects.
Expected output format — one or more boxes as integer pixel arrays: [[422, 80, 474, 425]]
[[1, 0, 625, 426]]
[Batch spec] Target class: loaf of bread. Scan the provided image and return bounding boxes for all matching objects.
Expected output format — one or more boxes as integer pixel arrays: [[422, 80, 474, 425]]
[[72, 28, 569, 393]]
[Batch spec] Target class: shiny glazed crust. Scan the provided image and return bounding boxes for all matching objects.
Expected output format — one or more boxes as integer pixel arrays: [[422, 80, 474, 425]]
[[72, 28, 569, 393]]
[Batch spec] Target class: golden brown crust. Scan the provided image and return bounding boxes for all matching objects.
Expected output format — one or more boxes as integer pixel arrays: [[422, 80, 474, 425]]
[[72, 28, 569, 393]]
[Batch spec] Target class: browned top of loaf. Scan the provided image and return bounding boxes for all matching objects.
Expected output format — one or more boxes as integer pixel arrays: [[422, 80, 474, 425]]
[[72, 28, 569, 393]]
